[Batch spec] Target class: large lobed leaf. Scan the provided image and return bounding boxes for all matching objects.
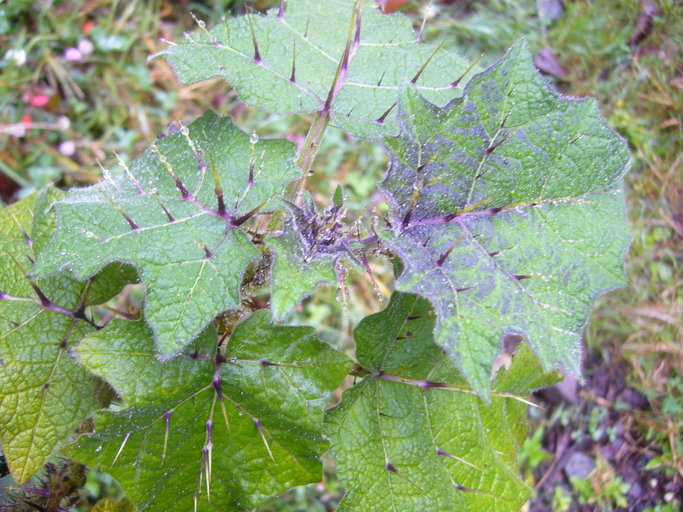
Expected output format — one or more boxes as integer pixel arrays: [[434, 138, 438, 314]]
[[325, 292, 561, 511], [379, 41, 631, 398], [0, 189, 130, 484], [33, 111, 298, 358], [64, 311, 352, 511], [156, 0, 473, 138]]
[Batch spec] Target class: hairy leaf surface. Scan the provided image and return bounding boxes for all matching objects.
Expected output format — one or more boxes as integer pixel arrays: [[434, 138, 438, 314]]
[[380, 42, 631, 398], [33, 111, 298, 357], [325, 292, 561, 511], [0, 189, 128, 484], [157, 0, 472, 138], [65, 311, 352, 511]]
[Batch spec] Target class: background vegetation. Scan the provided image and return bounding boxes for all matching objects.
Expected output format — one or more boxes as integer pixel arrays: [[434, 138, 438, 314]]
[[1, 0, 680, 510]]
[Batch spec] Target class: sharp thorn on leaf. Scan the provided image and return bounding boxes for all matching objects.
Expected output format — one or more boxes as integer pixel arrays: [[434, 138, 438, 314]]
[[385, 461, 424, 491], [352, 0, 363, 51], [111, 432, 131, 467], [254, 418, 275, 462], [209, 153, 226, 215], [151, 193, 175, 222], [114, 151, 145, 194], [246, 7, 262, 63], [162, 411, 172, 459], [10, 213, 32, 246], [451, 53, 483, 88], [411, 40, 444, 84], [100, 192, 139, 231], [375, 101, 397, 125], [152, 144, 191, 200], [436, 233, 465, 267], [436, 447, 483, 471], [290, 41, 297, 82]]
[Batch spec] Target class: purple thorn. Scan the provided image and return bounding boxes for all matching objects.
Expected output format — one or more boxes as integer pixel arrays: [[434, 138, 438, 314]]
[[28, 281, 52, 309], [193, 152, 206, 170], [211, 369, 227, 397], [260, 359, 277, 366], [353, 5, 362, 50], [247, 8, 262, 63], [290, 41, 297, 82], [121, 212, 140, 231], [173, 176, 192, 200], [215, 194, 226, 217], [436, 447, 451, 457], [16, 225, 33, 246], [377, 70, 386, 87], [375, 102, 397, 124], [513, 274, 532, 281], [411, 41, 444, 84], [385, 462, 398, 473], [406, 315, 421, 321], [278, 0, 285, 18], [401, 208, 413, 228], [159, 202, 175, 222], [419, 380, 447, 389]]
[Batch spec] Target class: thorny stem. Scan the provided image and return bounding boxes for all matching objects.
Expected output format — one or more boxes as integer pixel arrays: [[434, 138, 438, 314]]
[[287, 109, 331, 202], [287, 0, 360, 204]]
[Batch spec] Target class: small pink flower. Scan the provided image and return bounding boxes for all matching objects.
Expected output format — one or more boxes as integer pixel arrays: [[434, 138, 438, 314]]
[[78, 39, 94, 55], [64, 47, 82, 62], [59, 140, 76, 156], [31, 95, 49, 107]]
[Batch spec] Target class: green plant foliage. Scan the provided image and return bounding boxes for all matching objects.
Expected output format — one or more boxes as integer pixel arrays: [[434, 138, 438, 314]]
[[0, 1, 632, 509], [325, 292, 561, 511], [64, 312, 352, 511], [379, 42, 631, 398], [0, 189, 130, 484], [267, 193, 352, 320], [156, 0, 472, 138], [33, 111, 297, 357], [92, 497, 136, 512]]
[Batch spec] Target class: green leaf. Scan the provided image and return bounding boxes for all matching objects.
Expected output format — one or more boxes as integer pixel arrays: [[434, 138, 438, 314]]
[[65, 311, 352, 511], [33, 111, 298, 357], [325, 292, 561, 511], [266, 219, 338, 320], [156, 0, 473, 138], [92, 498, 136, 512], [266, 195, 352, 320], [0, 189, 127, 484], [379, 42, 631, 398]]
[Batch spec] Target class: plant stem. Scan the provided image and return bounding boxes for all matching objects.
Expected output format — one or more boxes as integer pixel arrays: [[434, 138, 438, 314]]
[[287, 108, 331, 203]]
